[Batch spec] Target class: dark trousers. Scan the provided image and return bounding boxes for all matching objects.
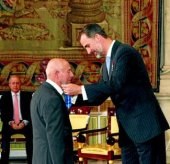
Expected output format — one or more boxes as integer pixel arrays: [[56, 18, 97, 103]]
[[121, 133, 166, 164], [1, 125, 33, 164]]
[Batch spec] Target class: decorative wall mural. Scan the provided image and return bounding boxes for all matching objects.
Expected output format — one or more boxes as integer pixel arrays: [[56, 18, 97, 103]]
[[0, 59, 102, 91], [124, 0, 160, 91], [0, 23, 53, 40], [0, 51, 103, 91], [0, 0, 160, 91]]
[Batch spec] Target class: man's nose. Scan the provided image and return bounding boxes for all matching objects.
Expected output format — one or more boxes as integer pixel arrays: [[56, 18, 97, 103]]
[[87, 48, 91, 54]]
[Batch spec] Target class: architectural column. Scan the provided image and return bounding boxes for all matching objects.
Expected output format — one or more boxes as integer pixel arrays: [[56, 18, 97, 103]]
[[67, 0, 105, 24], [159, 0, 170, 93], [66, 0, 108, 46], [157, 0, 170, 150]]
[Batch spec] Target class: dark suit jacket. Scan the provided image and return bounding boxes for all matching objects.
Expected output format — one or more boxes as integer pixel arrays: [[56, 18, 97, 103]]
[[80, 40, 169, 146], [30, 82, 73, 164], [0, 91, 33, 129], [0, 91, 33, 164]]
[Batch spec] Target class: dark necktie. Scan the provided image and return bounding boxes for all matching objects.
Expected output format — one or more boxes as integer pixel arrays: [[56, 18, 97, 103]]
[[64, 94, 72, 109]]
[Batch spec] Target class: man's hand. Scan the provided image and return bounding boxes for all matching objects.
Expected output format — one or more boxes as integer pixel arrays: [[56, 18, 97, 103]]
[[10, 121, 25, 130], [18, 121, 25, 129], [62, 83, 82, 95]]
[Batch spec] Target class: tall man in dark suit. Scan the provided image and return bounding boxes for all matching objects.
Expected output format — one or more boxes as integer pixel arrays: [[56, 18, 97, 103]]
[[62, 24, 170, 164], [30, 58, 74, 164], [0, 75, 33, 164]]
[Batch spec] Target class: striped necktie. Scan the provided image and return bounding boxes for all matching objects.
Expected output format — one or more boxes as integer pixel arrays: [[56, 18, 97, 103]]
[[64, 94, 72, 109]]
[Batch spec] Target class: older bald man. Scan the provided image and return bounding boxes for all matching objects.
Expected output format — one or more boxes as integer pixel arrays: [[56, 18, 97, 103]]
[[30, 58, 74, 164]]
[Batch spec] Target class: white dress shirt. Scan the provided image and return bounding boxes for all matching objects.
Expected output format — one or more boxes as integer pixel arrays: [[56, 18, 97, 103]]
[[46, 79, 77, 104]]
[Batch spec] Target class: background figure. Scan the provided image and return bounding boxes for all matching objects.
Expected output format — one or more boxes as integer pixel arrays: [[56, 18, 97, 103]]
[[0, 75, 33, 164], [62, 24, 169, 164], [30, 58, 74, 164]]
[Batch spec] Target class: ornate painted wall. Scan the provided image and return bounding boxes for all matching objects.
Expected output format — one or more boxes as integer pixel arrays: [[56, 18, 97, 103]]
[[124, 0, 160, 91], [0, 0, 160, 91]]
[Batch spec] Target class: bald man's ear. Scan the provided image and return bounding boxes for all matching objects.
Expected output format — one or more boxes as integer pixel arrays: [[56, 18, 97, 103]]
[[55, 71, 59, 77]]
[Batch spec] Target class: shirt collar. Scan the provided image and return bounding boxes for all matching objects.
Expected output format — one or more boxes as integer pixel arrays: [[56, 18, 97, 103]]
[[46, 79, 63, 95], [106, 40, 116, 58], [11, 91, 20, 96]]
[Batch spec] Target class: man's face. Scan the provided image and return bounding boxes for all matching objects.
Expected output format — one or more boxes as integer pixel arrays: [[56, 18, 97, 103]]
[[9, 76, 21, 93], [58, 63, 74, 85], [80, 34, 103, 59]]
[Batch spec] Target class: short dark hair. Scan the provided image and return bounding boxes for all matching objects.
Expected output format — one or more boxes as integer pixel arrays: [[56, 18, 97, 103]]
[[80, 23, 108, 39]]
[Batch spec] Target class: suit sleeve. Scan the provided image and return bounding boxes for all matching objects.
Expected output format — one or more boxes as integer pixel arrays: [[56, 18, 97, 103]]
[[75, 82, 112, 106], [0, 93, 13, 124]]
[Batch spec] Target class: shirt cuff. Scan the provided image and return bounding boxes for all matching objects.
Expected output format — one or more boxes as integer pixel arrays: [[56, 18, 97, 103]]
[[71, 95, 77, 104], [81, 85, 88, 100], [22, 120, 29, 126]]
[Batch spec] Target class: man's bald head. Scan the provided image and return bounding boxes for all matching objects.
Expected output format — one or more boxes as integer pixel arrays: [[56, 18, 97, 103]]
[[46, 58, 74, 86]]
